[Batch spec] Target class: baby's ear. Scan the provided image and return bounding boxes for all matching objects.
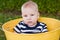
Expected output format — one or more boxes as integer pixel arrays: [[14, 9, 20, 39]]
[[22, 14, 23, 17]]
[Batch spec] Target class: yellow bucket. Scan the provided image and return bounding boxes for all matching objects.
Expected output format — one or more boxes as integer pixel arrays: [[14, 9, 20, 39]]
[[2, 17, 60, 40]]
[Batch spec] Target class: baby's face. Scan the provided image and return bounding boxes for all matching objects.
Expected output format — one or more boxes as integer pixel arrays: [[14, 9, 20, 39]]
[[22, 8, 39, 27]]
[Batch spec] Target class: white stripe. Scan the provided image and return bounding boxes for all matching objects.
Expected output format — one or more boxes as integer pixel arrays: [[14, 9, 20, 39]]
[[21, 30, 41, 32], [21, 21, 24, 24], [17, 24, 26, 28], [17, 24, 21, 28], [44, 26, 47, 28], [40, 23, 44, 25], [14, 27, 20, 32], [42, 29, 48, 32], [37, 26, 42, 29], [45, 26, 47, 27]]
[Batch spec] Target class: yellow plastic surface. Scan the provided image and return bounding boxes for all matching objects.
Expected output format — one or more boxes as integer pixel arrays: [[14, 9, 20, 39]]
[[2, 17, 60, 40]]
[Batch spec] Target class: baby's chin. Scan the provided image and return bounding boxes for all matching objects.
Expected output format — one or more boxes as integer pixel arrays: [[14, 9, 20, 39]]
[[24, 21, 37, 27], [27, 23, 36, 27]]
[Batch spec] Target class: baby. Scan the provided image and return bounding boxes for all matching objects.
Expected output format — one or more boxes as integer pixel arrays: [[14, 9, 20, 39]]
[[14, 1, 48, 34]]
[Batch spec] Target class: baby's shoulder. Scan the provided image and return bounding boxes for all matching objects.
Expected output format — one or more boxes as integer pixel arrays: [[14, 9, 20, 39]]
[[18, 21, 24, 25], [16, 21, 26, 28], [38, 22, 46, 26], [37, 22, 47, 29]]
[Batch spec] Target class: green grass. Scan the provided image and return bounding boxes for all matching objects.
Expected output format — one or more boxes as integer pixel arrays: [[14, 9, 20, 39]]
[[0, 12, 60, 40]]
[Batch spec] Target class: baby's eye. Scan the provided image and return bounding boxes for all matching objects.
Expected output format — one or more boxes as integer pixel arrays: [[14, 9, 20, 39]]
[[31, 14, 34, 16], [23, 15, 27, 17]]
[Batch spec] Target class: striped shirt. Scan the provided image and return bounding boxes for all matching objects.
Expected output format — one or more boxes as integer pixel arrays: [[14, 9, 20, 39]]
[[13, 21, 48, 34]]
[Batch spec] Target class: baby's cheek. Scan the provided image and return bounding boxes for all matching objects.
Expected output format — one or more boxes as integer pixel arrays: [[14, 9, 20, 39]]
[[32, 17, 38, 20], [32, 19, 37, 23], [23, 17, 27, 20]]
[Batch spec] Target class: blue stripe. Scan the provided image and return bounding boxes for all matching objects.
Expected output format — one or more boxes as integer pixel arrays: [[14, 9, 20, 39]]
[[16, 26, 21, 30], [14, 21, 48, 34]]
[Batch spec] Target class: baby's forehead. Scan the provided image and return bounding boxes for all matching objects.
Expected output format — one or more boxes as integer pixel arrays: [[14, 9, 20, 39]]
[[22, 8, 37, 14], [23, 7, 36, 12], [22, 4, 38, 12]]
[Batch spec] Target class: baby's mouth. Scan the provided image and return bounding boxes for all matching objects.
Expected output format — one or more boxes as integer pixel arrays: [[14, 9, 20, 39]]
[[27, 21, 37, 27], [28, 21, 32, 23]]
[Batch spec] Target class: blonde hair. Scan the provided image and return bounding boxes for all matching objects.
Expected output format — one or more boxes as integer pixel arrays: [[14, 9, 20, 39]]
[[21, 1, 38, 12]]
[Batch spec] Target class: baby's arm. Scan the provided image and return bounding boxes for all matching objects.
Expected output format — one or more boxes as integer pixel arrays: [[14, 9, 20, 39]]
[[42, 24, 48, 33], [13, 24, 21, 34]]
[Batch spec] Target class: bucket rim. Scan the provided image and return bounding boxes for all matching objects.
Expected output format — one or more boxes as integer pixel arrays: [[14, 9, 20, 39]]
[[2, 17, 60, 35]]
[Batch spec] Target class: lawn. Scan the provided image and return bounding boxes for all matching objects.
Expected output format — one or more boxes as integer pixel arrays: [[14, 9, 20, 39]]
[[0, 12, 60, 40]]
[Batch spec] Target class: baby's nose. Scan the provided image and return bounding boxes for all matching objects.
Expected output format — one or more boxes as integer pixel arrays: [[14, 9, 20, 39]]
[[27, 16, 31, 20]]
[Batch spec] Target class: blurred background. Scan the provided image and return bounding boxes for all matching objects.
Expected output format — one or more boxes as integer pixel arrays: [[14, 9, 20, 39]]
[[0, 0, 60, 40]]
